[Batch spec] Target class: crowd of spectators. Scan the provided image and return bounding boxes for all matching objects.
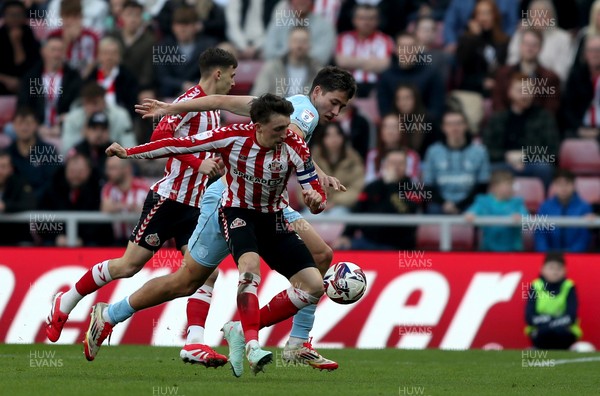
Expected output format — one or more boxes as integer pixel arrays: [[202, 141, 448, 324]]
[[0, 0, 599, 252]]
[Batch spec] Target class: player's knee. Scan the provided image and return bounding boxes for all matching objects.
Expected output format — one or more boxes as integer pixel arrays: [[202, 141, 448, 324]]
[[314, 245, 333, 274]]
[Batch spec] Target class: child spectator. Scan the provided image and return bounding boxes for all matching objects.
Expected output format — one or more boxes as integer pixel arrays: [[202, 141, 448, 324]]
[[535, 170, 595, 252], [465, 170, 528, 251], [334, 149, 419, 250], [423, 109, 490, 214], [365, 113, 421, 184], [525, 252, 582, 350]]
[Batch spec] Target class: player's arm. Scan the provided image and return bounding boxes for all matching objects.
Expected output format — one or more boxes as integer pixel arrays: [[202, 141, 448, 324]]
[[148, 121, 204, 170], [288, 123, 346, 192], [135, 95, 255, 118], [290, 139, 327, 214]]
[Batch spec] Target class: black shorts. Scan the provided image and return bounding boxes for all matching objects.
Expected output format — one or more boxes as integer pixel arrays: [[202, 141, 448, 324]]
[[219, 207, 316, 279], [129, 191, 200, 252]]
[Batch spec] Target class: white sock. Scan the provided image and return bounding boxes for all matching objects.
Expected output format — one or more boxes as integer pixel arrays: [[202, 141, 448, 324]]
[[246, 339, 260, 354], [288, 336, 306, 346], [186, 325, 205, 344], [59, 288, 83, 314], [102, 307, 113, 324]]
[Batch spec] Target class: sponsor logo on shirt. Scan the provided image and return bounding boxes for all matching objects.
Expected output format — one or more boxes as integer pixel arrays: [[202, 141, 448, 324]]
[[232, 168, 284, 187]]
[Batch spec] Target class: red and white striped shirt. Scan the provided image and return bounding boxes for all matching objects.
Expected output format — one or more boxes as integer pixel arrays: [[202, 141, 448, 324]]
[[126, 124, 327, 213], [150, 85, 220, 208], [102, 177, 149, 239], [336, 31, 395, 83], [48, 27, 99, 76]]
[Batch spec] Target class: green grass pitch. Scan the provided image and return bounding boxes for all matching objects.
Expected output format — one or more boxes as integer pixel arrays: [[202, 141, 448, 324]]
[[1, 344, 599, 396]]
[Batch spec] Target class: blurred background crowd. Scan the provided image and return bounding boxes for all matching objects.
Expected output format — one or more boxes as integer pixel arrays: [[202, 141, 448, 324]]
[[0, 0, 599, 252]]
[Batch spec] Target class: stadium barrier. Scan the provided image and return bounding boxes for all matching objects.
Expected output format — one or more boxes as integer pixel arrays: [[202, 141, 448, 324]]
[[0, 249, 598, 350], [1, 211, 600, 250]]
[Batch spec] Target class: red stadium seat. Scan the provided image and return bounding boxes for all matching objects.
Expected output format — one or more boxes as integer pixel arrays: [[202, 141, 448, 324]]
[[222, 112, 251, 126], [513, 177, 545, 213], [559, 139, 600, 175], [229, 60, 263, 95], [574, 177, 600, 204], [0, 96, 18, 130], [416, 224, 475, 251], [352, 96, 380, 125]]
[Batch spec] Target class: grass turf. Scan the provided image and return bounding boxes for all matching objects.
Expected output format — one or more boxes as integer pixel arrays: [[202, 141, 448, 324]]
[[0, 344, 599, 396]]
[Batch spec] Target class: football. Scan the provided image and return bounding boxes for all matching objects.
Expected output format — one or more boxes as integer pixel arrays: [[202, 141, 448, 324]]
[[323, 262, 367, 304]]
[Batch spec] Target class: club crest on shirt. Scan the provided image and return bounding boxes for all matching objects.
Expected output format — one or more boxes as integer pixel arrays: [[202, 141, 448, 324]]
[[301, 109, 315, 124], [266, 159, 287, 173], [239, 154, 248, 160], [231, 218, 247, 229], [145, 233, 160, 247]]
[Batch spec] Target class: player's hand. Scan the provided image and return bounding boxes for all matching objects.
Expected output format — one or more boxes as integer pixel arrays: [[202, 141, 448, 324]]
[[105, 142, 127, 158], [199, 157, 224, 178], [320, 174, 347, 192], [303, 189, 324, 213], [135, 98, 170, 120]]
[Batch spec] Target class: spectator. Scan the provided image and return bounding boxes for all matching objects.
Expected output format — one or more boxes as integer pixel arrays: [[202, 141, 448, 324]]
[[313, 0, 342, 25], [251, 26, 320, 97], [506, 1, 573, 82], [413, 15, 451, 83], [393, 83, 440, 158], [521, 0, 580, 31], [465, 170, 528, 251], [492, 29, 561, 114], [18, 36, 82, 143], [336, 103, 371, 161], [155, 0, 226, 42], [525, 252, 582, 349], [562, 34, 600, 139], [39, 153, 113, 246], [0, 150, 36, 245], [69, 112, 112, 177], [46, 0, 110, 35], [155, 5, 217, 98], [0, 1, 41, 95], [423, 109, 490, 214], [86, 37, 139, 118], [334, 4, 394, 98], [443, 0, 519, 53], [377, 32, 445, 120], [108, 1, 156, 95], [101, 155, 148, 245], [535, 170, 594, 253], [225, 0, 279, 59], [62, 82, 135, 154], [365, 113, 421, 184], [455, 0, 509, 96], [7, 107, 59, 201], [336, 0, 417, 39], [47, 0, 100, 79], [483, 72, 559, 188], [333, 149, 419, 250], [264, 0, 336, 65], [309, 122, 364, 215], [571, 0, 600, 69]]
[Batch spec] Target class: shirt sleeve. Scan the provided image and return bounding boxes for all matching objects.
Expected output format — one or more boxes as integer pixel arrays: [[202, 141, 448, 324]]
[[126, 125, 240, 159], [288, 134, 327, 213], [289, 99, 318, 139]]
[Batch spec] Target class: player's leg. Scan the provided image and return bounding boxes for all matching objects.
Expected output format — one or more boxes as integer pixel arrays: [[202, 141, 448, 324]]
[[283, 209, 338, 370], [219, 207, 272, 376], [83, 249, 215, 361], [47, 191, 168, 342], [179, 186, 231, 366]]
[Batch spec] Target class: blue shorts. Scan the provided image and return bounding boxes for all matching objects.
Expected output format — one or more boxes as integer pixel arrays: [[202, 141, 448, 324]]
[[188, 179, 304, 268]]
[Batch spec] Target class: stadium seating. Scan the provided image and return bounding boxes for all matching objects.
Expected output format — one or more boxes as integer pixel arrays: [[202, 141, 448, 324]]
[[416, 224, 475, 250], [513, 177, 545, 213], [559, 139, 600, 175], [548, 176, 600, 205], [0, 96, 18, 130], [229, 60, 263, 95]]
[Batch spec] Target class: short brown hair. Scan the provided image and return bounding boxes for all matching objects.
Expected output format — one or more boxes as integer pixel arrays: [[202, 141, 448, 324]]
[[172, 5, 198, 24], [249, 94, 294, 124], [80, 82, 106, 100], [60, 0, 82, 17], [490, 169, 514, 186]]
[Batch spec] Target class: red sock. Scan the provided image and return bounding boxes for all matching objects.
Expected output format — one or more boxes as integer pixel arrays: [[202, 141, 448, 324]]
[[186, 299, 210, 328], [237, 292, 260, 342], [259, 290, 300, 329], [74, 269, 100, 296]]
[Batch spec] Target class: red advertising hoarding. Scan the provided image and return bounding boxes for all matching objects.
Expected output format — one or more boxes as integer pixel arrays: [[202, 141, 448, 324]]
[[0, 248, 598, 350]]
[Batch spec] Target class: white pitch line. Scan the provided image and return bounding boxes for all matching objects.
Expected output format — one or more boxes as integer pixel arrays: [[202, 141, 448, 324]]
[[552, 357, 600, 365]]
